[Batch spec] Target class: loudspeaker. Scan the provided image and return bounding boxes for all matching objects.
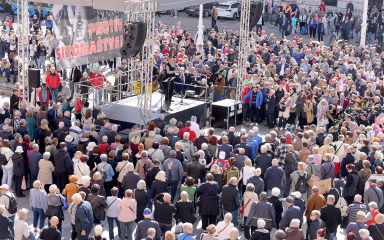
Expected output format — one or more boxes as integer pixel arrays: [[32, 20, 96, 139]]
[[249, 2, 263, 30], [120, 22, 147, 59], [28, 68, 40, 88]]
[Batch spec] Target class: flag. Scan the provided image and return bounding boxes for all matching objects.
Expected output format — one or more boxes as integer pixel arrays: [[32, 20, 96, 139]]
[[374, 118, 383, 137]]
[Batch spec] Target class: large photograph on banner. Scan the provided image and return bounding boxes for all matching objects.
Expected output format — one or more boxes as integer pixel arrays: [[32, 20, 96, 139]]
[[52, 5, 124, 71]]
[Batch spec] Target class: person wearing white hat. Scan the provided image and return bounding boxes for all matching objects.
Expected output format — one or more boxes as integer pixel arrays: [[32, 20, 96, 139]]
[[12, 146, 25, 197], [0, 183, 16, 236], [292, 191, 305, 216], [65, 134, 76, 159]]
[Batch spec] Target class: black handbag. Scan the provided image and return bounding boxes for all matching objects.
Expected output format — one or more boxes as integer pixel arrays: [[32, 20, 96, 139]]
[[340, 216, 348, 229]]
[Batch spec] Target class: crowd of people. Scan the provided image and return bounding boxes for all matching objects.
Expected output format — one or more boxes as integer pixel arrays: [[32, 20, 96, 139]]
[[2, 1, 384, 240]]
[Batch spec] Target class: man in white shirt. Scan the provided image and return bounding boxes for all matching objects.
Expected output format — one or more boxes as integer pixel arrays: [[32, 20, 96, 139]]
[[14, 208, 34, 240]]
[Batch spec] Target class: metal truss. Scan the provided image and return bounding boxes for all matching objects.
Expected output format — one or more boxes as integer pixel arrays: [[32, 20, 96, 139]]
[[124, 0, 158, 127], [236, 0, 251, 102], [17, 0, 29, 103]]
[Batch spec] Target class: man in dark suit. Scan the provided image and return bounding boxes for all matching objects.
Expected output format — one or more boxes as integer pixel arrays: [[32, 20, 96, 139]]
[[9, 89, 20, 119], [218, 136, 233, 160], [233, 135, 252, 160], [266, 89, 276, 128], [277, 58, 289, 76], [69, 66, 82, 97]]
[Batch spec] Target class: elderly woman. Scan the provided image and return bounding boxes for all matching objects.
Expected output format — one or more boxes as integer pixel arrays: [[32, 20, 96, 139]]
[[242, 183, 258, 240], [29, 180, 48, 232], [180, 176, 197, 202], [118, 189, 137, 240], [68, 191, 86, 240], [91, 162, 108, 197], [150, 170, 172, 203], [250, 219, 270, 240], [86, 184, 107, 224], [175, 191, 196, 224], [159, 137, 172, 159], [148, 142, 165, 163], [26, 110, 37, 141], [0, 204, 12, 239], [106, 187, 121, 240], [134, 180, 148, 223], [63, 175, 79, 204], [290, 162, 309, 201], [135, 150, 154, 180], [116, 153, 131, 197], [201, 224, 219, 240], [215, 213, 234, 240], [210, 164, 223, 193], [180, 132, 195, 162], [143, 131, 156, 150], [285, 218, 304, 240], [267, 188, 283, 228], [277, 92, 292, 130], [37, 152, 54, 193], [226, 228, 240, 240], [74, 155, 91, 184], [79, 176, 91, 198], [97, 153, 114, 197], [46, 184, 65, 232]]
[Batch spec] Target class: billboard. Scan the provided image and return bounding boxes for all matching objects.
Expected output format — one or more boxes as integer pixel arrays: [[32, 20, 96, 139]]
[[52, 5, 124, 70]]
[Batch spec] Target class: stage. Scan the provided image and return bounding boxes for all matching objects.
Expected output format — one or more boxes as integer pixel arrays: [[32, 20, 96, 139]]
[[100, 92, 208, 130]]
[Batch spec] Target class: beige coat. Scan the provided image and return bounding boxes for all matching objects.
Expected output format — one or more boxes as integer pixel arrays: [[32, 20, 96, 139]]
[[242, 191, 258, 217], [135, 157, 153, 180], [116, 160, 130, 182], [37, 159, 55, 184], [304, 103, 315, 124]]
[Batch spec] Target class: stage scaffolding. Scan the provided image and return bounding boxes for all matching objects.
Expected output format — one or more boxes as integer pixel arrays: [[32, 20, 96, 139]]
[[17, 0, 29, 103], [124, 0, 158, 127]]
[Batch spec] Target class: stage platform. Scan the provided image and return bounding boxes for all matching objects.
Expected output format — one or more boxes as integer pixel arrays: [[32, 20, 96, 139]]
[[100, 92, 208, 130]]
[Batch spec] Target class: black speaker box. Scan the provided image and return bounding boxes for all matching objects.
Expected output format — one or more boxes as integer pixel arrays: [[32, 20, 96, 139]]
[[120, 22, 147, 59], [249, 2, 263, 30], [28, 68, 40, 88]]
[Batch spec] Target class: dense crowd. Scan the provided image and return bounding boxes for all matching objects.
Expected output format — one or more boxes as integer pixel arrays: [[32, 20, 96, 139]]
[[2, 1, 384, 240]]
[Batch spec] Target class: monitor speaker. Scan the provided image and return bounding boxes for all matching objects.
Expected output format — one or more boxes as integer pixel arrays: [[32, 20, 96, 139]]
[[120, 22, 147, 59], [28, 68, 40, 88], [249, 2, 263, 30]]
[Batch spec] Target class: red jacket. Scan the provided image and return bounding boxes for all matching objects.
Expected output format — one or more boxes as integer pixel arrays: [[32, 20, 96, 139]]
[[45, 72, 61, 89], [337, 99, 349, 109], [180, 127, 197, 143], [242, 87, 251, 104], [90, 73, 108, 90], [38, 88, 50, 104]]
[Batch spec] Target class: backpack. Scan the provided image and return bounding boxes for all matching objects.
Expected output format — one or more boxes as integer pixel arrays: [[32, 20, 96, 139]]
[[295, 173, 308, 193], [0, 152, 7, 166], [4, 194, 17, 214], [335, 189, 348, 215]]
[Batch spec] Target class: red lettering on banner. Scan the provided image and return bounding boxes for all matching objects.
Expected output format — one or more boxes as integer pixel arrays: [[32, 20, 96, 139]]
[[108, 38, 114, 50], [114, 19, 118, 32], [73, 44, 79, 57], [120, 35, 123, 47], [109, 21, 114, 33], [61, 47, 65, 59], [96, 22, 102, 35], [65, 46, 72, 58], [56, 48, 61, 61], [103, 21, 109, 34], [89, 24, 95, 37], [117, 19, 122, 31], [90, 41, 97, 53], [80, 43, 89, 55], [97, 38, 102, 52], [103, 38, 109, 50], [114, 36, 119, 49]]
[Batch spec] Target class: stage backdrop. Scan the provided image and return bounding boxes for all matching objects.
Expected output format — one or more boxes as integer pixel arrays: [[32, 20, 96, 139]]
[[52, 5, 124, 71]]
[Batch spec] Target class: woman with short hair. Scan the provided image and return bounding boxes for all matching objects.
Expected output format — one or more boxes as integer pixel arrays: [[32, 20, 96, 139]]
[[37, 152, 54, 192], [214, 213, 234, 240], [134, 180, 148, 223], [118, 189, 137, 240], [97, 153, 114, 197], [46, 184, 65, 232], [106, 187, 121, 240], [201, 224, 219, 240], [175, 191, 196, 224], [29, 180, 48, 232], [91, 160, 108, 197], [242, 183, 258, 240]]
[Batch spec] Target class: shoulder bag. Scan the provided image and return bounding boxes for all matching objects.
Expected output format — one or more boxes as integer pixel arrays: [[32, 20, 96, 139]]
[[240, 198, 252, 214]]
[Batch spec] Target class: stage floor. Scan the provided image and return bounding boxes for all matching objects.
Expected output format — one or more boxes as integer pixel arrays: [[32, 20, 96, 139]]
[[100, 92, 208, 129]]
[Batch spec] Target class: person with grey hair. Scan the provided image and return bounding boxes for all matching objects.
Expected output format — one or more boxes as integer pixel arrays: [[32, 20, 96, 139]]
[[72, 192, 94, 240], [194, 129, 208, 152], [16, 118, 27, 136], [233, 135, 252, 160], [122, 162, 140, 193], [255, 145, 272, 178], [246, 192, 276, 231], [320, 195, 341, 240], [29, 143, 43, 188], [163, 150, 184, 203], [0, 204, 12, 239], [218, 136, 233, 160], [135, 180, 148, 223], [135, 150, 154, 180], [320, 153, 335, 180], [250, 219, 269, 240], [14, 208, 34, 240], [340, 145, 357, 178], [307, 210, 327, 240], [364, 202, 379, 227], [284, 218, 304, 239], [179, 132, 195, 162], [97, 153, 114, 197], [346, 211, 368, 240], [190, 116, 200, 136]]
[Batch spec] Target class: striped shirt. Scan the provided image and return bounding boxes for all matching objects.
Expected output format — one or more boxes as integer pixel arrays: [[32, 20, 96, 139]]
[[346, 202, 368, 223]]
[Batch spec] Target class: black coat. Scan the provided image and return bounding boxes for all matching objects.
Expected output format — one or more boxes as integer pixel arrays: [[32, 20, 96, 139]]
[[320, 205, 341, 233], [122, 172, 140, 192], [86, 193, 107, 221], [12, 153, 25, 176], [250, 230, 270, 240], [255, 153, 272, 177], [53, 149, 72, 174], [368, 223, 384, 240], [266, 95, 276, 113], [186, 161, 205, 184], [267, 196, 283, 227], [174, 201, 196, 223], [135, 189, 148, 222], [70, 67, 82, 83]]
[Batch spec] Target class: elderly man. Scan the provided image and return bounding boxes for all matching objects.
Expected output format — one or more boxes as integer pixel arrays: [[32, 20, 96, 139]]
[[321, 195, 342, 240], [29, 144, 42, 187], [345, 194, 368, 224], [321, 153, 335, 180], [163, 150, 184, 203], [99, 122, 112, 144], [121, 162, 140, 192], [264, 159, 284, 196], [246, 192, 276, 232], [279, 196, 302, 230], [0, 123, 13, 140], [364, 178, 384, 209], [72, 193, 93, 240], [39, 216, 61, 239], [59, 81, 71, 100], [154, 193, 176, 235], [135, 208, 161, 240], [69, 120, 83, 147], [45, 66, 61, 102], [305, 186, 326, 222], [107, 124, 119, 144], [255, 145, 272, 178], [368, 213, 384, 239], [346, 211, 368, 240], [0, 184, 15, 237], [15, 208, 35, 240], [307, 210, 327, 240], [284, 144, 300, 197], [222, 177, 241, 226]]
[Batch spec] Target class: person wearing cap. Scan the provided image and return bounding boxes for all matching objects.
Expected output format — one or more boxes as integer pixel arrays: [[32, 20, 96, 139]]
[[246, 191, 276, 231], [12, 145, 25, 197], [279, 195, 302, 230], [292, 191, 305, 216], [364, 178, 384, 209], [136, 208, 161, 240], [65, 134, 76, 159]]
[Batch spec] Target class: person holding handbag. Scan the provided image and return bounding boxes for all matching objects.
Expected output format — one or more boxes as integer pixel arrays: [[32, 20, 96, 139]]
[[241, 183, 258, 240]]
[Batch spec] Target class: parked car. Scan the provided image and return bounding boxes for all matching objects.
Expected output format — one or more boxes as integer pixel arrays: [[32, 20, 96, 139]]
[[185, 2, 218, 18], [217, 1, 240, 20]]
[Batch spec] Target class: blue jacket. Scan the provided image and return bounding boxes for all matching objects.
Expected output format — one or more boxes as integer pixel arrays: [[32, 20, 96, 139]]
[[178, 233, 196, 240], [46, 20, 53, 29], [75, 201, 94, 235], [279, 205, 302, 229], [29, 150, 42, 173], [242, 90, 263, 108]]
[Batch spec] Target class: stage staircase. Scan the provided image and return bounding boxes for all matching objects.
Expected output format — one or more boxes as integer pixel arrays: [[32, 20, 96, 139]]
[[0, 77, 16, 97]]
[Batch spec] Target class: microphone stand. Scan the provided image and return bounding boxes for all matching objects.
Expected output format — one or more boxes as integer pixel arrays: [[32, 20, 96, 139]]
[[179, 73, 190, 106]]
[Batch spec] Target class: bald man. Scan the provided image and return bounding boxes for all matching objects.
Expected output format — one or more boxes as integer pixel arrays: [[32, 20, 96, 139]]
[[40, 216, 61, 239]]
